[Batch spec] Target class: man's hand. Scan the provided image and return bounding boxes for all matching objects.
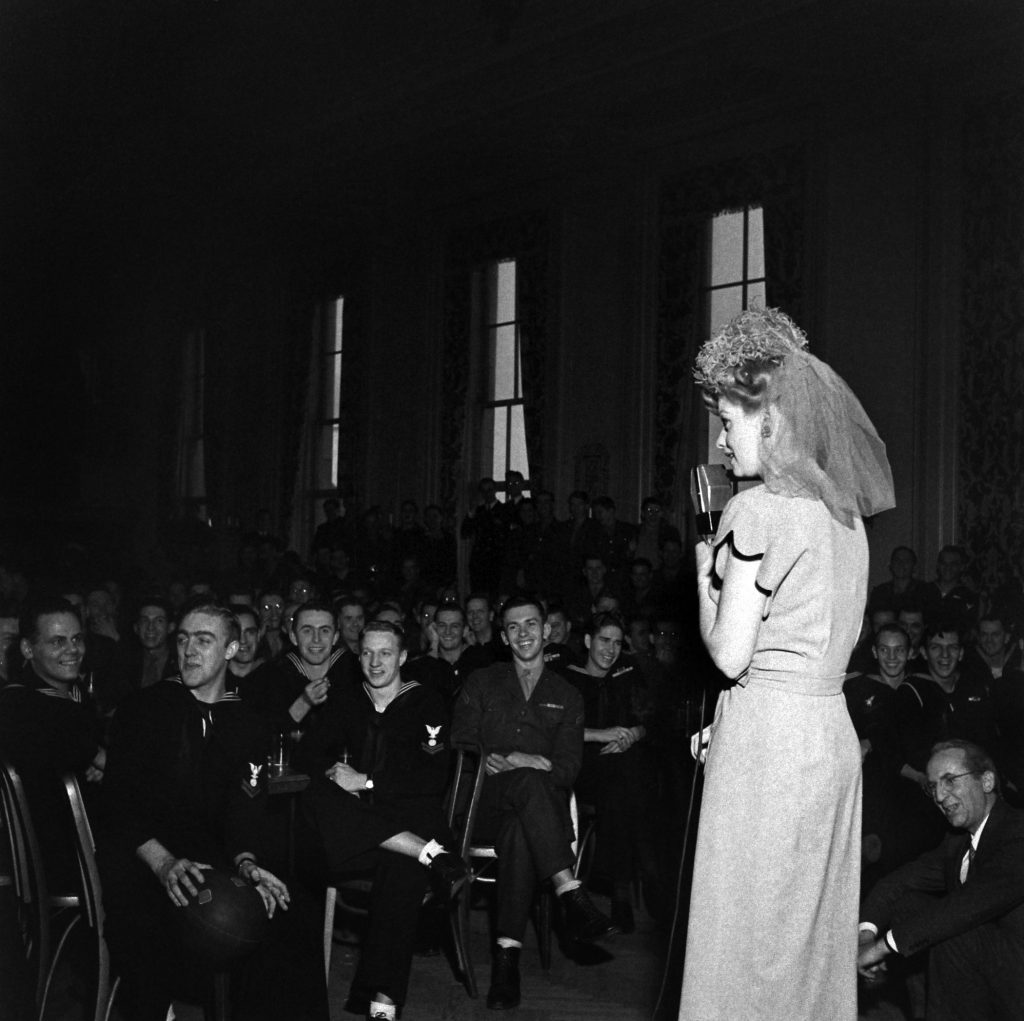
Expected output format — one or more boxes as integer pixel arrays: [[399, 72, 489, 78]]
[[325, 761, 368, 793], [291, 675, 331, 722], [303, 676, 331, 707], [425, 621, 440, 655], [155, 855, 211, 907], [597, 726, 641, 755], [239, 860, 291, 918], [485, 751, 552, 775], [856, 934, 891, 983], [85, 746, 107, 783]]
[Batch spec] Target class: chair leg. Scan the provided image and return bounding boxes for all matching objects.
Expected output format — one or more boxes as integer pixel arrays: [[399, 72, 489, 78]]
[[30, 903, 52, 1015], [449, 885, 477, 998], [323, 886, 337, 987], [40, 910, 81, 1019], [102, 976, 121, 1021]]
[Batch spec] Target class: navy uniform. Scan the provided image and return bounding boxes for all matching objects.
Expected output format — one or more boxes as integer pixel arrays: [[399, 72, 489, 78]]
[[99, 679, 328, 1021], [301, 677, 451, 1009]]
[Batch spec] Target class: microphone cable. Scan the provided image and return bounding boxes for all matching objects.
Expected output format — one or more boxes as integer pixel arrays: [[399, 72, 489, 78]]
[[651, 681, 708, 1020]]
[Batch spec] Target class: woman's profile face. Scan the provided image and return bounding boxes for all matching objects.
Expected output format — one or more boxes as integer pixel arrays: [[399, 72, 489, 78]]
[[715, 396, 763, 478]]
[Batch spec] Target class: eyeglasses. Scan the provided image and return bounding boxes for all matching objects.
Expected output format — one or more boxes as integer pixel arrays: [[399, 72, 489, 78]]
[[926, 769, 980, 799]]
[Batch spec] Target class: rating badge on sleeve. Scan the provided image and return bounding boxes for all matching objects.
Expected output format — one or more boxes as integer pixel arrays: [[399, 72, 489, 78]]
[[422, 723, 445, 754]]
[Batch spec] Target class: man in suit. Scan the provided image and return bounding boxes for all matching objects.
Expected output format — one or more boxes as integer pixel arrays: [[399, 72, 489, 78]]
[[857, 738, 1024, 1020], [452, 594, 618, 1010]]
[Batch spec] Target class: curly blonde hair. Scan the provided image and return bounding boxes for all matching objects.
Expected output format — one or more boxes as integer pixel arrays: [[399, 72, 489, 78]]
[[693, 305, 809, 411]]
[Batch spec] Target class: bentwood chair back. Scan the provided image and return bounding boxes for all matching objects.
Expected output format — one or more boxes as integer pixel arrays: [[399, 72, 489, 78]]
[[62, 773, 120, 1021], [0, 757, 80, 1020]]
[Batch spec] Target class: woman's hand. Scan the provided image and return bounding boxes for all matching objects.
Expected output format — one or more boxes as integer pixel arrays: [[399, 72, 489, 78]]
[[695, 539, 714, 579], [690, 724, 713, 763]]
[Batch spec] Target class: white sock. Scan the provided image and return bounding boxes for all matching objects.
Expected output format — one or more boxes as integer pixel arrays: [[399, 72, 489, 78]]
[[554, 878, 582, 897], [497, 937, 523, 950], [417, 838, 445, 865], [368, 1001, 396, 1020]]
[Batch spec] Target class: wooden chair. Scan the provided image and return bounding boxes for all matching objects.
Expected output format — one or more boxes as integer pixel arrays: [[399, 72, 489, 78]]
[[0, 758, 80, 1021], [61, 773, 119, 1021], [445, 747, 585, 999]]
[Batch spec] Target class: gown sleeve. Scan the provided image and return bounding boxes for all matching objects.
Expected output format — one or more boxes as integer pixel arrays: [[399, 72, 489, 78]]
[[713, 487, 808, 599]]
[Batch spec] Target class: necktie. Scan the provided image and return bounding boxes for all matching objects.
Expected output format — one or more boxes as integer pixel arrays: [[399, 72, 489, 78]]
[[959, 843, 975, 884]]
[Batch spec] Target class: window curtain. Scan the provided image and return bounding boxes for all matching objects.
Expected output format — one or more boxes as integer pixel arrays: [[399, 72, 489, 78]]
[[285, 305, 323, 556], [439, 210, 553, 516], [654, 146, 807, 522], [278, 295, 321, 548], [959, 89, 1024, 592]]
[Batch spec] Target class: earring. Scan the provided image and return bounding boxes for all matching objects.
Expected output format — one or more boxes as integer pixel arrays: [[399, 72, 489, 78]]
[[761, 414, 772, 438]]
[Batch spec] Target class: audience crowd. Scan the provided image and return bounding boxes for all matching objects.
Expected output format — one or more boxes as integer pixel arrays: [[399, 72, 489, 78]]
[[2, 478, 1023, 1019]]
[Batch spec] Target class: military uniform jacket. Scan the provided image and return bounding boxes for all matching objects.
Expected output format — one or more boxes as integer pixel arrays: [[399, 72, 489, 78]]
[[452, 662, 584, 790], [301, 679, 451, 810]]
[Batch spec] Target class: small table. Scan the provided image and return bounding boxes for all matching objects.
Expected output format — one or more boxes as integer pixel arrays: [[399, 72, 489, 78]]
[[266, 768, 310, 873]]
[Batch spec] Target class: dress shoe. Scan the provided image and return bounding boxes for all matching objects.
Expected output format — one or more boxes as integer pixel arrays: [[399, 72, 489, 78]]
[[486, 946, 521, 1010], [426, 851, 467, 902], [560, 886, 620, 943]]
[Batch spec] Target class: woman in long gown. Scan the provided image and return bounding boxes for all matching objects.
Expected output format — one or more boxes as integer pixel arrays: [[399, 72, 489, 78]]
[[678, 307, 895, 1021]]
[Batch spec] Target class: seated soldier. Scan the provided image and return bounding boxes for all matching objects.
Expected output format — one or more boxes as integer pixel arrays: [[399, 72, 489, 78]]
[[0, 600, 19, 686], [452, 595, 618, 1011], [845, 624, 932, 876], [858, 739, 1024, 1021], [460, 593, 506, 673], [300, 620, 464, 1021], [240, 600, 358, 753], [111, 596, 178, 703], [542, 600, 579, 674], [898, 620, 1000, 784], [564, 611, 651, 933], [255, 589, 287, 661], [921, 545, 979, 635], [98, 600, 329, 1021], [566, 555, 616, 633], [633, 496, 681, 571], [868, 545, 926, 616], [403, 601, 470, 704], [0, 597, 106, 893], [963, 610, 1022, 685], [335, 595, 366, 656], [898, 603, 928, 666], [227, 603, 264, 687], [846, 604, 898, 674]]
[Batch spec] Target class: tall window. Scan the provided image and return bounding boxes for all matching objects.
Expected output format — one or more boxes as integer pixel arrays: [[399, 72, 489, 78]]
[[315, 296, 344, 491], [178, 329, 207, 520], [704, 205, 765, 462], [481, 258, 530, 496]]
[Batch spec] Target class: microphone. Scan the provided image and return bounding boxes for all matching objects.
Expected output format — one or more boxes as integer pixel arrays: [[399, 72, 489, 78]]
[[690, 464, 731, 544]]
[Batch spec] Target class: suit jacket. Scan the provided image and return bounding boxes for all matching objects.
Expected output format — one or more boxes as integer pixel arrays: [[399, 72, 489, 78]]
[[861, 798, 1024, 957]]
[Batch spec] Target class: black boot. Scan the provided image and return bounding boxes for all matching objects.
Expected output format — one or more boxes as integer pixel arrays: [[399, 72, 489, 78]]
[[560, 886, 620, 943], [486, 946, 521, 1010]]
